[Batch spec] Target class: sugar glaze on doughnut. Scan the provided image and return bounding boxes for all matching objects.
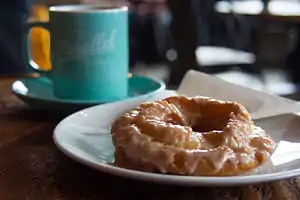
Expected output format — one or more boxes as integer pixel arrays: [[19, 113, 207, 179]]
[[111, 96, 276, 176]]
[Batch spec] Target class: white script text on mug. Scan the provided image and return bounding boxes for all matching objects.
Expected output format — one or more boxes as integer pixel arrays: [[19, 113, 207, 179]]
[[57, 29, 116, 61]]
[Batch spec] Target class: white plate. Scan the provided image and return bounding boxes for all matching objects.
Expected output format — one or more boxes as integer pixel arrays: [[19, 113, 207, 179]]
[[53, 97, 300, 186]]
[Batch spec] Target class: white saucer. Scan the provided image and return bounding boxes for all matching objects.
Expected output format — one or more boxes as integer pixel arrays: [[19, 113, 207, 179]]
[[53, 95, 300, 186]]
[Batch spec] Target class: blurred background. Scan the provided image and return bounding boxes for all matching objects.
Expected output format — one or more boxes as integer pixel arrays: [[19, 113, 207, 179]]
[[2, 0, 300, 96]]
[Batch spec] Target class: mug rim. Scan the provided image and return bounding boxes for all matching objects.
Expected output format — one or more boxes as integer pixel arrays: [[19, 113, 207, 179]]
[[49, 4, 128, 13]]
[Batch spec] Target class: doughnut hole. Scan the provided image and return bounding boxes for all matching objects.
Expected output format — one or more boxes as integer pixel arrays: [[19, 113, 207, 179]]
[[191, 107, 235, 133], [190, 112, 236, 149], [191, 118, 229, 132]]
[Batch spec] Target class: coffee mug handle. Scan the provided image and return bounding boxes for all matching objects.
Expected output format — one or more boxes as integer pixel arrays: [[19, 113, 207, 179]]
[[23, 21, 51, 76]]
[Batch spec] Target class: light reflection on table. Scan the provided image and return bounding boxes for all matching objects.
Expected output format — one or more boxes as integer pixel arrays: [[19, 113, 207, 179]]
[[215, 0, 300, 17]]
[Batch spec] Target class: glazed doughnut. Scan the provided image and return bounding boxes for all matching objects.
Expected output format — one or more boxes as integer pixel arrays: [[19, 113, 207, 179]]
[[111, 96, 275, 176]]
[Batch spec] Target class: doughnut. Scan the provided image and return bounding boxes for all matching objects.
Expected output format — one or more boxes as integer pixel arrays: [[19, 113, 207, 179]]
[[110, 96, 276, 176]]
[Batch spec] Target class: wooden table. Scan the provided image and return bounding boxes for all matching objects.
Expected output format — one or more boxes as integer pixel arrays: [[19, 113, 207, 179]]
[[1, 77, 300, 200]]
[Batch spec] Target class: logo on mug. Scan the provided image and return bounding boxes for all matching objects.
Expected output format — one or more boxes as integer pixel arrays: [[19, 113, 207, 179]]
[[57, 29, 117, 61]]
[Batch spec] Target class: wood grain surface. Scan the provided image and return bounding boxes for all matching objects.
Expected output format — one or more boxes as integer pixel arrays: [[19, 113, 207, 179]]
[[0, 78, 300, 200]]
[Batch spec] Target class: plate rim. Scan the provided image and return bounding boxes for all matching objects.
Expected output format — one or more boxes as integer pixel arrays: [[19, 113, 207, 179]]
[[53, 103, 300, 186], [12, 75, 166, 105]]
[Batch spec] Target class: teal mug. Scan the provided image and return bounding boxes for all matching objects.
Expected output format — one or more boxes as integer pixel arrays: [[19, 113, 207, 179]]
[[24, 4, 129, 102]]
